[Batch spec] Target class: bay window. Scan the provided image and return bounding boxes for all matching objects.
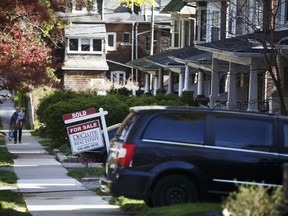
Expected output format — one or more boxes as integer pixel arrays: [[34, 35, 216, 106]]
[[68, 38, 103, 53]]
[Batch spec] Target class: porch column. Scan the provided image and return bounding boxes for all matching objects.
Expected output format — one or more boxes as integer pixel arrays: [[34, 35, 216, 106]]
[[247, 64, 259, 112], [167, 71, 174, 95], [144, 73, 150, 94], [157, 68, 164, 92], [183, 65, 190, 91], [209, 58, 220, 108], [197, 69, 204, 96], [178, 70, 185, 96], [153, 75, 158, 96], [226, 62, 238, 109]]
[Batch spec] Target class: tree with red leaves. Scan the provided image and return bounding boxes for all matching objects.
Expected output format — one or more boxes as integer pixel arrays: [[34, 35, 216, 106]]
[[0, 0, 65, 92]]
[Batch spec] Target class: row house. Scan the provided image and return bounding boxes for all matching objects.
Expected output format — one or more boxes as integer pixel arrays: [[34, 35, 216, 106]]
[[129, 0, 288, 114], [59, 0, 171, 91]]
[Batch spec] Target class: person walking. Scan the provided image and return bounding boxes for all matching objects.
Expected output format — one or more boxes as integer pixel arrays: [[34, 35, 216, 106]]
[[9, 106, 24, 144]]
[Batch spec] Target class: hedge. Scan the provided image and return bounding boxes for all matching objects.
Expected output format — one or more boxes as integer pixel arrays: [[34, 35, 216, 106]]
[[36, 90, 188, 150]]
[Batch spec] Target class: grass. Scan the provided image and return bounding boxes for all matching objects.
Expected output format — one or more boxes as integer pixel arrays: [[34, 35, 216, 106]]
[[0, 146, 15, 167], [0, 191, 31, 216], [51, 130, 223, 216], [0, 125, 31, 216], [66, 167, 104, 180], [0, 170, 18, 186], [136, 203, 222, 216]]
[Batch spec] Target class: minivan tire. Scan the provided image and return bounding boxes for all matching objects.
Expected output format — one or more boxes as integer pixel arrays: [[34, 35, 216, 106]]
[[152, 174, 198, 207]]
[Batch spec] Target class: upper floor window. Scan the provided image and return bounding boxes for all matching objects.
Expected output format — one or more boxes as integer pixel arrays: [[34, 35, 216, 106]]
[[184, 20, 193, 47], [145, 36, 151, 52], [107, 32, 116, 51], [196, 6, 207, 42], [211, 11, 220, 41], [173, 20, 180, 48], [276, 0, 288, 24], [123, 32, 131, 43], [68, 38, 103, 53], [71, 0, 97, 12]]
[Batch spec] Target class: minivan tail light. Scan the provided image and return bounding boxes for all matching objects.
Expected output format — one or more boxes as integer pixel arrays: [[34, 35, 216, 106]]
[[117, 143, 136, 167]]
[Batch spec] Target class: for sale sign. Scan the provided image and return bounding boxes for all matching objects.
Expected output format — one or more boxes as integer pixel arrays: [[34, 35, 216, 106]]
[[67, 120, 104, 154]]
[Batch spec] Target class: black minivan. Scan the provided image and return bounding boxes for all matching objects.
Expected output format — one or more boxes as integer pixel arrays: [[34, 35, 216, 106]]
[[100, 106, 288, 207]]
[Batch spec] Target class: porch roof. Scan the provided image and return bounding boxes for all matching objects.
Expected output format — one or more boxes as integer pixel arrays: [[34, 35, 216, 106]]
[[169, 47, 212, 71], [128, 46, 212, 72], [146, 46, 211, 69], [126, 58, 159, 72], [196, 29, 288, 57]]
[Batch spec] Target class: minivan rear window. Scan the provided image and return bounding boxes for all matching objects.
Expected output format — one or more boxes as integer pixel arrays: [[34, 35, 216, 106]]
[[143, 113, 205, 144], [118, 113, 140, 141]]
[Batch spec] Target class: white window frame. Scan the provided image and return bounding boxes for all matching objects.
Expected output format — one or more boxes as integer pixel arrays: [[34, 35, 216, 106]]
[[111, 71, 126, 86], [107, 32, 116, 51], [68, 38, 104, 54]]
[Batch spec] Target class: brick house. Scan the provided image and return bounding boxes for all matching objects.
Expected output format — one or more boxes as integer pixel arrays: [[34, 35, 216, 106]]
[[59, 0, 171, 91]]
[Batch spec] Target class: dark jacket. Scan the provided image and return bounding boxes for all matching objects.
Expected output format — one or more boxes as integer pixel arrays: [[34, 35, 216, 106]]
[[10, 112, 21, 130]]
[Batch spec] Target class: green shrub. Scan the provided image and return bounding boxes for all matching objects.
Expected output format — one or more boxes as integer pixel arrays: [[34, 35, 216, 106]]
[[36, 89, 87, 124], [35, 90, 189, 150], [222, 184, 283, 216]]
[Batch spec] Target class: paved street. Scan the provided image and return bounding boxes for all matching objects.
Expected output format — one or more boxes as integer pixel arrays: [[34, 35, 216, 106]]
[[0, 90, 130, 216]]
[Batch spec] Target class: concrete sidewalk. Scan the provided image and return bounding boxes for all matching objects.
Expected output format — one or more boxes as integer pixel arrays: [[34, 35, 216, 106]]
[[0, 90, 128, 216]]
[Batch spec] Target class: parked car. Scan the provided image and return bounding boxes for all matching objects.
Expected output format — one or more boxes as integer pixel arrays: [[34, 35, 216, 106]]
[[81, 123, 121, 164], [100, 105, 288, 207]]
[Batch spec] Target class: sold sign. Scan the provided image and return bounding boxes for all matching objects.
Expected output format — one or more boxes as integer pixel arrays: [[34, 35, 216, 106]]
[[62, 108, 98, 124]]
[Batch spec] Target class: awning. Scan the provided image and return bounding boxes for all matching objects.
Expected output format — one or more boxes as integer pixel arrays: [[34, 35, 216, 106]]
[[65, 23, 106, 38], [62, 55, 109, 71]]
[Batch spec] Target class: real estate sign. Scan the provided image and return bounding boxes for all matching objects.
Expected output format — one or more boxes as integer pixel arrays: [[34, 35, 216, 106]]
[[66, 120, 104, 154]]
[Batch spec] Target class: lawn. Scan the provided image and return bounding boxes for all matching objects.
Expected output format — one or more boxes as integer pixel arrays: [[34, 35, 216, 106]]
[[0, 128, 31, 216]]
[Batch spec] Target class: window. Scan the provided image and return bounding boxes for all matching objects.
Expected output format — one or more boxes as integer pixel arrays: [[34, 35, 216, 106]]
[[284, 124, 288, 153], [123, 33, 131, 43], [211, 11, 220, 41], [254, 0, 263, 30], [286, 1, 288, 22], [200, 9, 207, 41], [68, 38, 103, 53], [72, 0, 95, 11], [93, 39, 102, 51], [173, 20, 180, 48], [184, 20, 191, 47], [107, 33, 116, 50], [215, 117, 273, 152], [81, 39, 90, 51], [111, 71, 126, 85], [69, 39, 78, 51], [143, 113, 206, 144], [145, 36, 151, 52], [219, 72, 227, 94]]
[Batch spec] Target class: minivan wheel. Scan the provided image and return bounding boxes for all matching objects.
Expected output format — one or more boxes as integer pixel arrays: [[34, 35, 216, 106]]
[[152, 174, 198, 207]]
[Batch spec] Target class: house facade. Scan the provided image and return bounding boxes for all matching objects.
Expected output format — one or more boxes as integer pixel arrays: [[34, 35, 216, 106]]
[[129, 0, 288, 114], [60, 0, 171, 91]]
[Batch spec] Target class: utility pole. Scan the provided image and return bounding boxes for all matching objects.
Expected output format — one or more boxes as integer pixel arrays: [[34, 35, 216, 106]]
[[150, 5, 154, 55]]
